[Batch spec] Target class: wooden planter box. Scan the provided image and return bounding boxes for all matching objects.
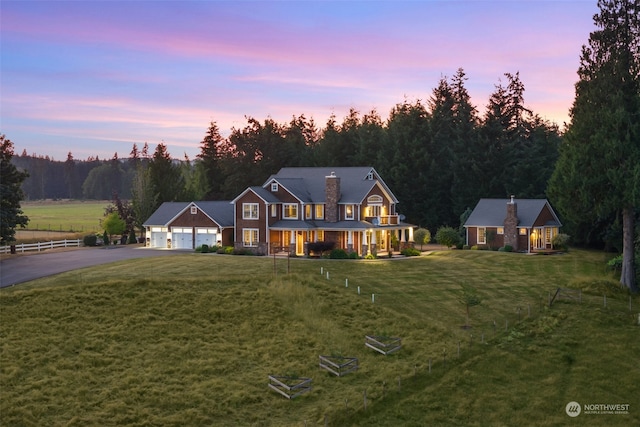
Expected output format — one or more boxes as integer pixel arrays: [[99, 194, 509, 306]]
[[268, 375, 312, 399], [319, 355, 359, 377], [365, 335, 402, 355]]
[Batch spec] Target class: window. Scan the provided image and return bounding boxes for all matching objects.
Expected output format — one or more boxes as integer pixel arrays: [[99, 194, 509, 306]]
[[190, 206, 197, 215], [478, 227, 486, 244], [497, 227, 504, 235], [283, 204, 298, 219], [271, 183, 278, 192], [305, 205, 312, 219], [243, 229, 258, 247], [345, 204, 354, 220], [315, 204, 324, 219], [519, 228, 527, 235], [271, 204, 277, 217], [366, 172, 373, 180], [243, 203, 259, 220]]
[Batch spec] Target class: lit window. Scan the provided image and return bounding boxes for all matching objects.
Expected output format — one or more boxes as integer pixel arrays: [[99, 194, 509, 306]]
[[305, 205, 312, 219], [497, 227, 504, 235], [519, 228, 527, 235], [345, 204, 354, 220], [243, 203, 259, 220], [283, 204, 298, 219], [271, 204, 277, 217], [243, 229, 258, 247], [315, 204, 324, 219], [478, 227, 486, 244]]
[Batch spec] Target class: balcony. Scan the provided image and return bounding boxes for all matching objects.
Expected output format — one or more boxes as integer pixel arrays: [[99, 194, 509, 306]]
[[365, 215, 399, 226]]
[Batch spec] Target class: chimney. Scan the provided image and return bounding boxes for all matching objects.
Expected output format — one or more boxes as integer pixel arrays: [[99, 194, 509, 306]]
[[504, 196, 518, 251], [325, 172, 340, 223]]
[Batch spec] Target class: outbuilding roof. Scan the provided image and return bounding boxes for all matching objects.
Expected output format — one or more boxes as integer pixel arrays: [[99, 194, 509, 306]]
[[463, 198, 562, 228], [143, 201, 234, 228]]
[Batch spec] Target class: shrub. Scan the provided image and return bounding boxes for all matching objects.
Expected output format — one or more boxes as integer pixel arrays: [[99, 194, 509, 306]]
[[83, 234, 98, 246], [128, 230, 137, 244], [552, 233, 570, 251], [348, 251, 359, 259], [329, 248, 348, 259], [224, 246, 234, 254], [201, 244, 210, 253], [308, 241, 335, 256], [401, 247, 421, 256], [435, 226, 462, 249], [463, 245, 470, 250], [607, 254, 623, 271], [503, 245, 513, 252], [413, 228, 431, 248], [103, 230, 109, 246], [471, 245, 479, 250], [364, 253, 376, 259]]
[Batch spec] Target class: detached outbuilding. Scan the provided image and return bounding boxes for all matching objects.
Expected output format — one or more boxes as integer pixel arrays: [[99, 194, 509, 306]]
[[463, 197, 562, 253], [142, 201, 234, 249]]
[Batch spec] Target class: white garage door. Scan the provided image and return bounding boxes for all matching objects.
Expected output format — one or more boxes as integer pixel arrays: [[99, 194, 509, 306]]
[[150, 227, 168, 248], [195, 228, 217, 248], [172, 227, 193, 249]]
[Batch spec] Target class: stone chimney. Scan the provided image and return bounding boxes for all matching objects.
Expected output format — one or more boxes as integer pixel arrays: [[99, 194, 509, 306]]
[[325, 172, 340, 223], [504, 196, 518, 251]]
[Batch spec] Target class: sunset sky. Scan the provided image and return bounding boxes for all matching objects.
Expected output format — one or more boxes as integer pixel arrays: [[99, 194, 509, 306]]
[[1, 1, 597, 161]]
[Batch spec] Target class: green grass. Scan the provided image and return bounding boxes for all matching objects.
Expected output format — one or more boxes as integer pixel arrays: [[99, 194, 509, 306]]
[[21, 200, 109, 233], [1, 250, 638, 426]]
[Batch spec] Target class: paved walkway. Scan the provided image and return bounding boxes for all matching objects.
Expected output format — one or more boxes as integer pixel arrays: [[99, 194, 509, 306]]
[[0, 245, 181, 288]]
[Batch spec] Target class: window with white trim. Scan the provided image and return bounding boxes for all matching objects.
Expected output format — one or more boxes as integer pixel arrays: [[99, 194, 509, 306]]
[[305, 205, 312, 219], [283, 204, 298, 219], [190, 206, 197, 214], [243, 203, 259, 220], [243, 229, 258, 247], [497, 227, 504, 235], [345, 204, 354, 220], [478, 227, 486, 244], [315, 204, 324, 219], [271, 183, 278, 192], [271, 204, 277, 217]]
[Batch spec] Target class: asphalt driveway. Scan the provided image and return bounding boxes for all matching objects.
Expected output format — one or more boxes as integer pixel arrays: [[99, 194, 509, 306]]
[[0, 246, 183, 288]]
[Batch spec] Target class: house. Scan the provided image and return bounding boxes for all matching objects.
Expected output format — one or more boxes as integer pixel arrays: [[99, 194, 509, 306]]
[[231, 167, 415, 256], [463, 196, 562, 252], [143, 201, 234, 249]]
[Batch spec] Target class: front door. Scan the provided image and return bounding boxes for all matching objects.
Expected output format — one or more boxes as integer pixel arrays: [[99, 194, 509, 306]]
[[296, 231, 305, 256]]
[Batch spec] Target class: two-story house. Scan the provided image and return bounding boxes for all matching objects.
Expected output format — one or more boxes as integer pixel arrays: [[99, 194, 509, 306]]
[[232, 167, 415, 256]]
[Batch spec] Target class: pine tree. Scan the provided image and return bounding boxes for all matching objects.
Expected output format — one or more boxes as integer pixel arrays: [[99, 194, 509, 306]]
[[0, 135, 29, 244], [548, 0, 639, 292]]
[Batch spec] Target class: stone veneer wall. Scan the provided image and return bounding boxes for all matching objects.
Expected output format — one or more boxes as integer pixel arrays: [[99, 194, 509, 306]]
[[504, 201, 519, 251], [325, 174, 340, 223]]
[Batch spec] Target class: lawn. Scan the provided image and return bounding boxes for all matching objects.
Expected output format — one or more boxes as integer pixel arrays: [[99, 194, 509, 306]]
[[20, 200, 110, 234], [1, 250, 638, 426]]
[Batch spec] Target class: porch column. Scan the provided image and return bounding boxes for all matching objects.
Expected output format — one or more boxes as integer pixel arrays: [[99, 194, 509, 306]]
[[347, 230, 354, 253], [361, 230, 368, 255], [408, 227, 414, 243], [289, 230, 296, 254], [371, 229, 377, 255]]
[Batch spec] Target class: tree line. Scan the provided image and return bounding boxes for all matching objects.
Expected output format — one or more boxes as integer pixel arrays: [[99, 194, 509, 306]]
[[12, 69, 561, 235]]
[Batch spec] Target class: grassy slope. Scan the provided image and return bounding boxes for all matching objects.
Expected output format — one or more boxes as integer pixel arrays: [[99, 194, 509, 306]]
[[1, 250, 638, 426]]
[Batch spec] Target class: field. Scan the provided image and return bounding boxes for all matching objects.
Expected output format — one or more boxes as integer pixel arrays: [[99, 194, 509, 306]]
[[20, 200, 110, 235], [1, 249, 638, 426]]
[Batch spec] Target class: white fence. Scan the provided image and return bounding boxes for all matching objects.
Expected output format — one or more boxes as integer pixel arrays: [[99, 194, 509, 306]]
[[0, 239, 82, 254]]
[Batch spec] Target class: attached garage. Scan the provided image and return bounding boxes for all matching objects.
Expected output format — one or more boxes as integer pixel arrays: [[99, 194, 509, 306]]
[[171, 227, 193, 249], [195, 227, 218, 248], [150, 227, 168, 248]]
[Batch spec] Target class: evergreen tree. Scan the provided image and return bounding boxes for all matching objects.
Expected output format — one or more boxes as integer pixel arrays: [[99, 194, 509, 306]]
[[548, 0, 639, 292], [0, 135, 29, 244], [197, 121, 225, 200], [131, 164, 157, 237], [148, 143, 184, 210]]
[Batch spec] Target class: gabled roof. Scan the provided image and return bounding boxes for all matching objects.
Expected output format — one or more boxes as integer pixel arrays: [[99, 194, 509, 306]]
[[143, 201, 234, 228], [231, 186, 281, 204], [463, 198, 562, 228], [196, 201, 234, 227], [263, 167, 398, 204], [143, 202, 190, 227]]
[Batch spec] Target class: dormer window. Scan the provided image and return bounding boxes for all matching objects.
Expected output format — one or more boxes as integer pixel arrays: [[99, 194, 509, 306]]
[[190, 206, 197, 215], [366, 172, 374, 180], [271, 183, 278, 192]]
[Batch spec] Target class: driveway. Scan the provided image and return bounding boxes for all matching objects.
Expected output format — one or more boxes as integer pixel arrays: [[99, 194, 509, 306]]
[[0, 246, 183, 288]]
